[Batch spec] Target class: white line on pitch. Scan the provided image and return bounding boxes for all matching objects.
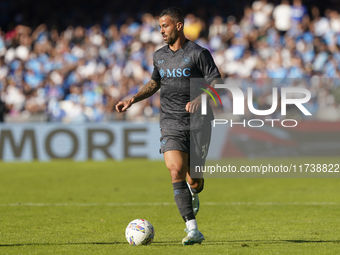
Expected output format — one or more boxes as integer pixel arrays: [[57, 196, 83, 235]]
[[0, 202, 339, 207]]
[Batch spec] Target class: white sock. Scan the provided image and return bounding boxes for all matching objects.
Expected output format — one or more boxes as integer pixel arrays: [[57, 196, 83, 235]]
[[187, 182, 194, 196], [186, 219, 198, 230]]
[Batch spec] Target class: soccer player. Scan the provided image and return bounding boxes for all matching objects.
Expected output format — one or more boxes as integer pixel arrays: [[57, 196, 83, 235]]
[[116, 6, 221, 245]]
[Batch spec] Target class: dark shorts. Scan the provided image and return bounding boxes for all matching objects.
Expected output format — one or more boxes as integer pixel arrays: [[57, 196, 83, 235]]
[[159, 122, 212, 167]]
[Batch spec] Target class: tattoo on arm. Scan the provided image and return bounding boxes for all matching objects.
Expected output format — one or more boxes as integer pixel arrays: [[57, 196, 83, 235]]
[[133, 79, 161, 103]]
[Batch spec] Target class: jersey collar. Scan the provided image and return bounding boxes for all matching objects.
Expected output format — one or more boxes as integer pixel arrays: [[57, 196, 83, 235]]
[[167, 39, 190, 54]]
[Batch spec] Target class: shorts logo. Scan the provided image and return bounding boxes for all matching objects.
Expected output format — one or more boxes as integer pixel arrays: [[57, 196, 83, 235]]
[[183, 56, 190, 64], [161, 138, 167, 146], [174, 190, 180, 195], [159, 68, 165, 78]]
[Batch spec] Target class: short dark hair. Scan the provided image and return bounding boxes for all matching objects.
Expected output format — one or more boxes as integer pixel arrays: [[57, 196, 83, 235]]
[[159, 7, 184, 24]]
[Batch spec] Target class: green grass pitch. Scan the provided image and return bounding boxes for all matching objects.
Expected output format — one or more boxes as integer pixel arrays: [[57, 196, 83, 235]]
[[1, 157, 340, 254]]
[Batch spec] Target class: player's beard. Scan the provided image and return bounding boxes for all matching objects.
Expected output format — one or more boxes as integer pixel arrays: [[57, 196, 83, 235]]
[[164, 29, 178, 45]]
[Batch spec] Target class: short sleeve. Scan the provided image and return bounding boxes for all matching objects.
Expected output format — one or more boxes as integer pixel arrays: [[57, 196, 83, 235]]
[[197, 49, 221, 84], [151, 56, 161, 81]]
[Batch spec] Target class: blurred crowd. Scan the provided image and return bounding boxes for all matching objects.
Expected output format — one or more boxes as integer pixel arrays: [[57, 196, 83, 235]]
[[1, 0, 340, 123]]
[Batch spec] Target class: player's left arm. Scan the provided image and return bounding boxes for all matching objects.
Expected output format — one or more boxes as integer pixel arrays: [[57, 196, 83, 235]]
[[186, 49, 223, 113]]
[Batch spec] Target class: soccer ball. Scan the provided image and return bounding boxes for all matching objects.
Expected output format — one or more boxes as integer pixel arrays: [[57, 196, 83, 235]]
[[125, 219, 155, 246]]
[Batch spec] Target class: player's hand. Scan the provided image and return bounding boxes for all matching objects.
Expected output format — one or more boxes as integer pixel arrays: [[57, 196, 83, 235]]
[[115, 98, 134, 112], [185, 98, 201, 113]]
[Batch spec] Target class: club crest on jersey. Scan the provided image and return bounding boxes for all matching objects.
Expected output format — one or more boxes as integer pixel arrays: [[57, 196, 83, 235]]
[[159, 68, 165, 78], [158, 60, 164, 64], [183, 56, 190, 64]]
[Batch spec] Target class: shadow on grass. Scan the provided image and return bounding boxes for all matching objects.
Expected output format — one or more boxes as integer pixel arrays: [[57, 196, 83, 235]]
[[0, 242, 127, 247], [205, 240, 340, 246], [1, 240, 339, 247]]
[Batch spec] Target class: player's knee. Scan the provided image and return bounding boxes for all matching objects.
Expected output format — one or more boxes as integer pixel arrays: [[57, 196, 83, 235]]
[[166, 161, 183, 173], [167, 163, 186, 181]]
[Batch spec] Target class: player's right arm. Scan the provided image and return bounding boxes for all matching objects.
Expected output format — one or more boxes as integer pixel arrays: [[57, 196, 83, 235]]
[[115, 79, 161, 113]]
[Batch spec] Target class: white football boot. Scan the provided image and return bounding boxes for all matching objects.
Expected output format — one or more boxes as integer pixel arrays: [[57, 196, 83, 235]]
[[192, 193, 199, 216], [182, 229, 205, 245], [187, 182, 200, 216]]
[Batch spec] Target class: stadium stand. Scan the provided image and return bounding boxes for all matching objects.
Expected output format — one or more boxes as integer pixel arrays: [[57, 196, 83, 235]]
[[0, 0, 339, 122]]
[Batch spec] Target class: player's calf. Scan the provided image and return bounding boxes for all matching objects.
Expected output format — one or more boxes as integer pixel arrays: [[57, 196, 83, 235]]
[[172, 181, 195, 222]]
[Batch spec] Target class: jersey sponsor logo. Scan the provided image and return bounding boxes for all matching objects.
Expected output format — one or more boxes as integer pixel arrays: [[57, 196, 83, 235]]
[[182, 56, 190, 64], [160, 68, 191, 78], [158, 60, 164, 64]]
